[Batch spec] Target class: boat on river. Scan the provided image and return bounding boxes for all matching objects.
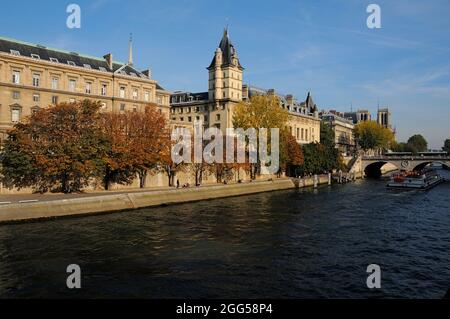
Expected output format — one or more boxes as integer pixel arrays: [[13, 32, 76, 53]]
[[387, 169, 445, 190]]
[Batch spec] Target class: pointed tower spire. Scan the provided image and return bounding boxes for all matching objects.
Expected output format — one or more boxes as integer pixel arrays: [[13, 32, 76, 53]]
[[128, 33, 133, 66]]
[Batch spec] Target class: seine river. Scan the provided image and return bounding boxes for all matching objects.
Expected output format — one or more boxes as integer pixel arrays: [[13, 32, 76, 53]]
[[0, 171, 449, 299]]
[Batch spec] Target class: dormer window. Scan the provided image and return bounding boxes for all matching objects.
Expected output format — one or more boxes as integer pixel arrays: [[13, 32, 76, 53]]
[[67, 61, 76, 66], [83, 64, 92, 69], [99, 67, 107, 72], [10, 50, 20, 56], [31, 54, 40, 59], [50, 57, 59, 63]]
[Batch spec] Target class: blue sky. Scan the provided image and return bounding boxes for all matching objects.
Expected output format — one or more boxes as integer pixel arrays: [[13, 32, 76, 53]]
[[1, 0, 449, 148]]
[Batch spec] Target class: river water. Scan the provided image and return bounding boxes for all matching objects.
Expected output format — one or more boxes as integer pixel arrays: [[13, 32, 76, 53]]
[[0, 171, 449, 299]]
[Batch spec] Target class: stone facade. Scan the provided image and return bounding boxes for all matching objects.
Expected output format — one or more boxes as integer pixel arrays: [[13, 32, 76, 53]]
[[170, 29, 321, 145], [320, 110, 356, 156], [0, 36, 171, 143]]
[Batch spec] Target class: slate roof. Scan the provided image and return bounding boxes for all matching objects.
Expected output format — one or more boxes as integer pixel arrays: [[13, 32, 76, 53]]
[[170, 91, 209, 104], [208, 29, 244, 70], [0, 36, 164, 87]]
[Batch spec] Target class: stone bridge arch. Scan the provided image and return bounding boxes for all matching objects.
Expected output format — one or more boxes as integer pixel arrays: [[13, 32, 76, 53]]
[[413, 161, 450, 171], [362, 156, 450, 178], [363, 161, 402, 178]]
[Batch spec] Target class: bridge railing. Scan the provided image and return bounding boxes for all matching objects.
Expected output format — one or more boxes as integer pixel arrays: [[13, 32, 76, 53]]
[[362, 155, 450, 160]]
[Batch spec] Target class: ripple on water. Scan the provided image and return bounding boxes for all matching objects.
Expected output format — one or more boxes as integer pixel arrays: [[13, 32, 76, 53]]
[[0, 178, 450, 298]]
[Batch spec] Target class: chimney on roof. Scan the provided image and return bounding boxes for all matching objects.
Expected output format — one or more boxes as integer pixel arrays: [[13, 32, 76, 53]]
[[142, 69, 152, 79], [103, 53, 113, 70], [286, 94, 294, 104]]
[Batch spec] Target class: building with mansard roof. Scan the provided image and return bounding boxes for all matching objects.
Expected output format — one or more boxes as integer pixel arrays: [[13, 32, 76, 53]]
[[170, 29, 321, 145], [0, 35, 171, 142]]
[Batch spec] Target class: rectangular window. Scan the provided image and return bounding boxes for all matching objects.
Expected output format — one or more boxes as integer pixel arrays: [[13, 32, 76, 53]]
[[85, 82, 92, 94], [120, 87, 126, 98], [120, 104, 126, 112], [12, 91, 20, 99], [52, 77, 59, 90], [144, 91, 150, 102], [52, 96, 58, 104], [69, 79, 76, 92], [216, 114, 221, 122], [12, 71, 20, 84], [132, 89, 138, 100], [157, 97, 162, 105], [11, 109, 20, 123], [101, 84, 107, 96], [33, 94, 40, 102], [32, 73, 40, 87]]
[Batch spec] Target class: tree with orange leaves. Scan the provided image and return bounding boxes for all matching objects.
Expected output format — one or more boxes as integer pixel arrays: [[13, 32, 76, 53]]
[[280, 129, 304, 177], [1, 100, 107, 193], [100, 104, 169, 189]]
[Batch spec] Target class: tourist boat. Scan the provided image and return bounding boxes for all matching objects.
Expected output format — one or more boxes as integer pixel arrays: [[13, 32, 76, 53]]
[[387, 169, 445, 190]]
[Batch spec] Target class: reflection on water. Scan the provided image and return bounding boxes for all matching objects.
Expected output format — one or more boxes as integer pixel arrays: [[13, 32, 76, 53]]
[[0, 172, 449, 298]]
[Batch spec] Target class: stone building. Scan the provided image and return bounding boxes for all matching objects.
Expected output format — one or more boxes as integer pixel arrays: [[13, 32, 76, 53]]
[[242, 86, 321, 144], [170, 29, 321, 144], [344, 109, 372, 124], [320, 110, 355, 156], [376, 108, 392, 129], [0, 36, 171, 143], [170, 28, 243, 135]]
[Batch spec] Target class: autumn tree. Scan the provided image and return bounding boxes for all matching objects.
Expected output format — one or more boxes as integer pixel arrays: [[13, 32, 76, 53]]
[[100, 112, 138, 190], [159, 132, 187, 187], [279, 129, 304, 177], [354, 120, 395, 153], [128, 105, 169, 188], [1, 100, 107, 193], [100, 104, 169, 189], [233, 95, 289, 178]]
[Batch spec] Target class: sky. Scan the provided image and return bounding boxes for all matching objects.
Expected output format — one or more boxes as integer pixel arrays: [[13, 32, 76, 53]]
[[1, 0, 449, 148]]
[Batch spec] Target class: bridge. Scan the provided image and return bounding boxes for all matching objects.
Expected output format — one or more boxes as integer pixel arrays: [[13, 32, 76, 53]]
[[362, 155, 450, 178]]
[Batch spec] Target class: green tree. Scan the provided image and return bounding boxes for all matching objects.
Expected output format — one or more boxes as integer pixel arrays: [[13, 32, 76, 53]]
[[443, 139, 450, 153], [354, 121, 395, 152], [407, 134, 428, 153]]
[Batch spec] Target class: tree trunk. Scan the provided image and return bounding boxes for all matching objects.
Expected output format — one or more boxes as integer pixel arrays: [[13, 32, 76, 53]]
[[139, 169, 147, 189]]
